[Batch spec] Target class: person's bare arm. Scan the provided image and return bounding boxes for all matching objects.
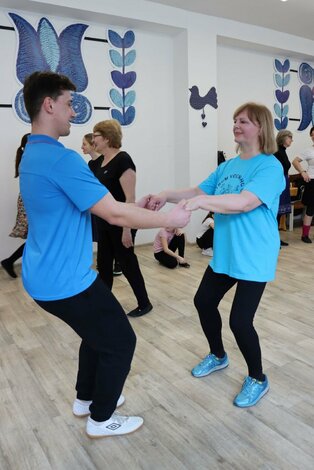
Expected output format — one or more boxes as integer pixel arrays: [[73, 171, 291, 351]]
[[148, 186, 204, 210], [292, 157, 310, 182], [119, 169, 136, 248], [185, 190, 261, 213], [90, 192, 191, 229]]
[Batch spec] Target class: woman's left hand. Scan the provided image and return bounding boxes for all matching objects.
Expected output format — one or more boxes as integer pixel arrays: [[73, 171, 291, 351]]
[[184, 196, 202, 211], [122, 228, 133, 248]]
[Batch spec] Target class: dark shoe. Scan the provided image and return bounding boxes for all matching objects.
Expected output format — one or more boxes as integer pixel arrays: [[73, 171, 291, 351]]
[[280, 240, 289, 247], [113, 261, 122, 276], [1, 259, 17, 278], [301, 236, 312, 244], [179, 262, 190, 268], [127, 302, 153, 318]]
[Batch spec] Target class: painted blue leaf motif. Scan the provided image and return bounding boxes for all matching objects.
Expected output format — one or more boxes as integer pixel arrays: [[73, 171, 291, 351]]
[[282, 104, 289, 118], [14, 89, 30, 123], [123, 31, 135, 48], [274, 59, 283, 73], [8, 12, 48, 83], [109, 89, 123, 108], [125, 90, 136, 107], [111, 108, 124, 124], [283, 74, 290, 87], [282, 59, 290, 73], [38, 18, 60, 72], [274, 103, 281, 118], [109, 50, 123, 68], [275, 89, 289, 104], [70, 93, 92, 124], [275, 74, 283, 88], [299, 63, 313, 85], [58, 24, 89, 91], [298, 85, 313, 131], [111, 71, 136, 89], [124, 50, 136, 66], [274, 118, 282, 130], [124, 106, 135, 125], [282, 116, 288, 129], [108, 30, 123, 48]]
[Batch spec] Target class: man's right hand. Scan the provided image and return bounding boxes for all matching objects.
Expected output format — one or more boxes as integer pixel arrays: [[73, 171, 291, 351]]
[[165, 200, 191, 228]]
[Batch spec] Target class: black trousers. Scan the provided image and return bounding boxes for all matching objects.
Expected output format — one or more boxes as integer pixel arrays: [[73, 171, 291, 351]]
[[6, 243, 25, 263], [97, 224, 149, 309], [196, 229, 214, 249], [194, 266, 266, 380], [154, 233, 185, 269], [35, 276, 136, 421]]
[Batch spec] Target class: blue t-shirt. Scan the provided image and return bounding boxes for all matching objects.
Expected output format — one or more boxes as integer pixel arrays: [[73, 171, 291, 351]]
[[19, 135, 108, 300], [198, 154, 285, 282]]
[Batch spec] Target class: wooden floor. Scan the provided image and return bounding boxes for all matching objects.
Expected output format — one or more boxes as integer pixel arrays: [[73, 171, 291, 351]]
[[0, 230, 314, 470]]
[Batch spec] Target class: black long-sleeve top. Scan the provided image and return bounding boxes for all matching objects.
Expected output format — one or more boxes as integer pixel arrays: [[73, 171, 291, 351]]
[[274, 145, 291, 176]]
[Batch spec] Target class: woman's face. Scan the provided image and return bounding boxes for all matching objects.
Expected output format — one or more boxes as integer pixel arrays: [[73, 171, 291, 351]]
[[284, 135, 293, 148], [93, 133, 108, 153], [81, 138, 92, 155], [233, 110, 260, 148]]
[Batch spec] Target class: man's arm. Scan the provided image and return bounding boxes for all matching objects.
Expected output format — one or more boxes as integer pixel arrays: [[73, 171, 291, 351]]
[[90, 192, 191, 229], [148, 186, 204, 210]]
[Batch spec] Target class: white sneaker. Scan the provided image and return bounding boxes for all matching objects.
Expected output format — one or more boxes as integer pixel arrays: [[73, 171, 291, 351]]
[[73, 394, 125, 417], [202, 248, 213, 257], [86, 413, 144, 438]]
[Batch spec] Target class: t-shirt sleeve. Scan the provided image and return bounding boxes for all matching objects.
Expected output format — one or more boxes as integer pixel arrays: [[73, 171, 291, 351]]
[[198, 170, 219, 195], [52, 150, 108, 211], [117, 152, 136, 177], [243, 159, 285, 209]]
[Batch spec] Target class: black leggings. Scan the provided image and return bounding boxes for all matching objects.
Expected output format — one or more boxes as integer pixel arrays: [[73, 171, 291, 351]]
[[6, 243, 25, 263], [35, 276, 136, 422], [196, 229, 214, 249], [194, 266, 266, 380], [154, 233, 185, 269]]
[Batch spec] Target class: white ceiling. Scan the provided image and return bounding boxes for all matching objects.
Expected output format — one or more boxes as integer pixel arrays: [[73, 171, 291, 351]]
[[145, 0, 314, 41]]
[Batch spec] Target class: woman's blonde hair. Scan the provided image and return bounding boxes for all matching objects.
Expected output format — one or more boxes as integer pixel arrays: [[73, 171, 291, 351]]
[[233, 102, 276, 155], [93, 119, 122, 149], [276, 130, 293, 147]]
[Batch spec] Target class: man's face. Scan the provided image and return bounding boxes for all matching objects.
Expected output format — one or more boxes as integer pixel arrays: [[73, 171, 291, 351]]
[[52, 90, 76, 137]]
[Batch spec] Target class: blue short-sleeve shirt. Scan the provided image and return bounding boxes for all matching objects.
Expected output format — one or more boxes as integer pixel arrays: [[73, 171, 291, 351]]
[[19, 135, 108, 300], [198, 154, 285, 282]]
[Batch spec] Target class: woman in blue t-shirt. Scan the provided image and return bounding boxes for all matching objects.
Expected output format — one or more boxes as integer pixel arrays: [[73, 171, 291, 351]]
[[148, 102, 285, 408]]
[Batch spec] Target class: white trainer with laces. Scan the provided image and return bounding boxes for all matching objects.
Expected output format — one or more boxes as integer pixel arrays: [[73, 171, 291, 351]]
[[86, 412, 144, 438], [73, 394, 125, 417], [202, 248, 213, 257]]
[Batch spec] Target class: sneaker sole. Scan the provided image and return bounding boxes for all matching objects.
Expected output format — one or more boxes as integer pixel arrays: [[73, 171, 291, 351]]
[[86, 420, 144, 439], [73, 397, 125, 418], [233, 384, 270, 408], [191, 361, 229, 378]]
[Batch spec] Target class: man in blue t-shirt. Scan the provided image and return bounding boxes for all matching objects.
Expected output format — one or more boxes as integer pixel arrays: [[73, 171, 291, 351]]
[[20, 71, 190, 438]]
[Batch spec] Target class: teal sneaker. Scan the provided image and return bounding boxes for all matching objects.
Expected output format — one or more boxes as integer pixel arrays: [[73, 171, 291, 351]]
[[233, 376, 269, 408], [191, 353, 229, 378]]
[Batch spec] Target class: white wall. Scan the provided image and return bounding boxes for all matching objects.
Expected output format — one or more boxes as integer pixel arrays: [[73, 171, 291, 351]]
[[1, 0, 314, 262], [217, 44, 314, 165]]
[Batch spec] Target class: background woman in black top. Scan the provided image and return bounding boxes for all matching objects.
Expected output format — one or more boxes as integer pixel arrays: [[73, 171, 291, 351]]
[[274, 130, 293, 246], [91, 119, 153, 317]]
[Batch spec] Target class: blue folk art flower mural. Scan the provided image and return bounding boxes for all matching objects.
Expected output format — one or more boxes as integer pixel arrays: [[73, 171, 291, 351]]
[[298, 62, 314, 131], [108, 29, 136, 126], [273, 59, 290, 130], [8, 13, 92, 124]]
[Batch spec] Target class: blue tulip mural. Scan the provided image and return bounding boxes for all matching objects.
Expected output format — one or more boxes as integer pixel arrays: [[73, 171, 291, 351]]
[[298, 62, 314, 131], [108, 29, 136, 126], [273, 59, 290, 130], [8, 13, 92, 124]]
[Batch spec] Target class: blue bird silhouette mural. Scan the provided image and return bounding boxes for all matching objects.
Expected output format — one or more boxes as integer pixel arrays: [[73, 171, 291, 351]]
[[189, 85, 218, 127]]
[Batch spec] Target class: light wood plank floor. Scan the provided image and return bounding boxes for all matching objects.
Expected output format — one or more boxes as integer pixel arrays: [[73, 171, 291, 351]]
[[0, 229, 314, 470]]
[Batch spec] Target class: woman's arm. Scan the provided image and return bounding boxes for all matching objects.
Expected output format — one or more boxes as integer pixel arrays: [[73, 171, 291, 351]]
[[292, 157, 310, 182], [148, 186, 204, 210], [185, 190, 261, 213], [119, 168, 136, 248]]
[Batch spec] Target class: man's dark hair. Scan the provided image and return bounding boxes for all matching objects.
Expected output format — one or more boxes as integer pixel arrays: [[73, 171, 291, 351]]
[[23, 71, 76, 121]]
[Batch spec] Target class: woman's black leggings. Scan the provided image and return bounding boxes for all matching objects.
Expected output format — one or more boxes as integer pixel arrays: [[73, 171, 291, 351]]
[[194, 266, 266, 380], [154, 233, 185, 269]]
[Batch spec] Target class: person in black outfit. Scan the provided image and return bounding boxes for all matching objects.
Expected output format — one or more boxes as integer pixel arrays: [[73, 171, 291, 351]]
[[91, 119, 153, 317], [274, 130, 293, 246], [1, 133, 30, 278]]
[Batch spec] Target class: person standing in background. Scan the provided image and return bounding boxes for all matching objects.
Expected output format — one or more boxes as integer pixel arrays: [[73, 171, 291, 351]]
[[91, 119, 153, 317], [292, 126, 314, 243], [274, 130, 293, 247], [1, 133, 30, 278]]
